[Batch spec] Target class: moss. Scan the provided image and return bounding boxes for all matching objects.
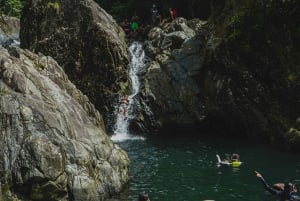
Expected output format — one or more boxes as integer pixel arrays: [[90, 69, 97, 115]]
[[1, 183, 10, 194], [0, 88, 8, 96], [119, 81, 129, 92], [34, 60, 45, 71], [0, 182, 17, 201], [287, 73, 298, 82]]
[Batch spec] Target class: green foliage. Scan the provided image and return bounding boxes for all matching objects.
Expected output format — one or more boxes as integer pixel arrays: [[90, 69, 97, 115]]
[[108, 2, 130, 20], [95, 0, 174, 23], [95, 0, 129, 20], [47, 1, 60, 14], [224, 14, 242, 42], [288, 73, 297, 82], [0, 0, 23, 18], [221, 0, 300, 86]]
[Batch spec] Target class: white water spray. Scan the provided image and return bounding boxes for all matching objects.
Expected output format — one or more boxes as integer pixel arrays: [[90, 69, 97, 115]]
[[111, 42, 147, 142]]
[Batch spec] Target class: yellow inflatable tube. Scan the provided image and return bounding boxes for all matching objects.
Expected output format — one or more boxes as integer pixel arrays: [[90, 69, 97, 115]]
[[232, 161, 242, 167]]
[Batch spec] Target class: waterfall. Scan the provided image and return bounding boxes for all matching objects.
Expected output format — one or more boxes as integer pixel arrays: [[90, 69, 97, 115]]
[[111, 41, 147, 142]]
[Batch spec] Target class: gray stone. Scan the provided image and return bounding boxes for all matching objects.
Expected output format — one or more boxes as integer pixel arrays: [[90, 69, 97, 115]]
[[0, 46, 129, 201]]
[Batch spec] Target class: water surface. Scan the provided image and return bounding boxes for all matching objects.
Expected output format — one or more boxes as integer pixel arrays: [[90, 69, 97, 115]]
[[110, 41, 300, 201], [112, 134, 300, 201]]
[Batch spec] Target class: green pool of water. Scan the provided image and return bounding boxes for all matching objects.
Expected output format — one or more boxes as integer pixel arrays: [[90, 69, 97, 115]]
[[112, 134, 300, 201]]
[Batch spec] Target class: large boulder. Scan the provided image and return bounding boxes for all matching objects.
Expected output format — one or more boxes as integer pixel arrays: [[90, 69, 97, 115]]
[[20, 0, 130, 128], [0, 45, 129, 201], [131, 18, 208, 134]]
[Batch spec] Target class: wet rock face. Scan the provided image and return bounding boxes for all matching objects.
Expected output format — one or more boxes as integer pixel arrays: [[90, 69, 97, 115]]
[[0, 15, 20, 47], [0, 46, 130, 201], [20, 0, 130, 125]]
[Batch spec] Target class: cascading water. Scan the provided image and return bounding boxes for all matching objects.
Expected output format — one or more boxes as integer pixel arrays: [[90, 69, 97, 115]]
[[111, 41, 147, 142]]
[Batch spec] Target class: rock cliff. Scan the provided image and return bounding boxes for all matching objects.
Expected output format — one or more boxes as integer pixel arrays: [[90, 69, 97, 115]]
[[0, 45, 129, 201], [20, 0, 130, 128], [134, 1, 300, 149]]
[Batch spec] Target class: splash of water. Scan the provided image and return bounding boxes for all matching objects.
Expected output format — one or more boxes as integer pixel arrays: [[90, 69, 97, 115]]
[[111, 41, 147, 142]]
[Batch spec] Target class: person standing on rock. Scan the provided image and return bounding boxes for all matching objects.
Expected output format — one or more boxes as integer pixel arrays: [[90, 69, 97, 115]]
[[150, 4, 161, 26]]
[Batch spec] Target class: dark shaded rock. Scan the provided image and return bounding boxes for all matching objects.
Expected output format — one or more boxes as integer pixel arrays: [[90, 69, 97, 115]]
[[138, 1, 300, 150], [20, 0, 130, 128]]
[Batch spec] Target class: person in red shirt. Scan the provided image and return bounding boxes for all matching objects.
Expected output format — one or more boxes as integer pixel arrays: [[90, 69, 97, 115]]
[[169, 8, 177, 20]]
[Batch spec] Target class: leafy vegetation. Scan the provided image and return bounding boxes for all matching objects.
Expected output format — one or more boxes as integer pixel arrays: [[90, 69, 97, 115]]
[[0, 0, 24, 18], [95, 0, 210, 23], [47, 2, 60, 14], [214, 0, 300, 129], [0, 0, 210, 22]]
